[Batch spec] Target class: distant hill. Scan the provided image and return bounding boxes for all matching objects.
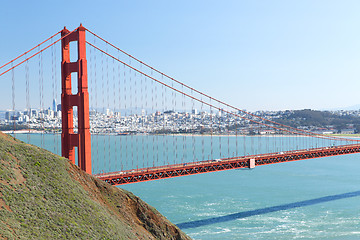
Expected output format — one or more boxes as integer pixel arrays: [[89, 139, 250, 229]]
[[275, 109, 360, 132], [0, 132, 190, 240], [324, 104, 360, 111]]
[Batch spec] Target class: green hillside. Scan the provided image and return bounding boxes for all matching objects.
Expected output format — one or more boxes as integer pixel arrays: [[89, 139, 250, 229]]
[[275, 109, 360, 131], [0, 132, 190, 240]]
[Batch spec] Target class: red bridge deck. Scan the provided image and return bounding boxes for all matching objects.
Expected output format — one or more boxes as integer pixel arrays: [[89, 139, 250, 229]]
[[95, 144, 360, 185]]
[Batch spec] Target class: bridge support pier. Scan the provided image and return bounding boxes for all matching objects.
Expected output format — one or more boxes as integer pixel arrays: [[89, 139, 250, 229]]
[[61, 25, 91, 174], [249, 159, 255, 168]]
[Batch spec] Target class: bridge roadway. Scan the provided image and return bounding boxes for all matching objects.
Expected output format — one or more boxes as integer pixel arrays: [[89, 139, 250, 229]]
[[95, 144, 360, 185]]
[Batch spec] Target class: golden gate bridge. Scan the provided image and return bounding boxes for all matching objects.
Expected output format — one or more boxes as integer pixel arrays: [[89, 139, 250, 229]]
[[1, 25, 359, 185]]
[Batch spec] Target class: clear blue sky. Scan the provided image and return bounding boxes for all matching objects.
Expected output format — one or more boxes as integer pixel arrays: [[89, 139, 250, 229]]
[[1, 0, 360, 111]]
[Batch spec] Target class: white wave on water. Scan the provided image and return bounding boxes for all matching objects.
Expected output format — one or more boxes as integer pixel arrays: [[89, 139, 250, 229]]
[[189, 227, 232, 240], [204, 202, 220, 207]]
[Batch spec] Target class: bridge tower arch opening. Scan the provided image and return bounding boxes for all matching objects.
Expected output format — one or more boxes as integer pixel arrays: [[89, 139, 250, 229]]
[[61, 24, 91, 174]]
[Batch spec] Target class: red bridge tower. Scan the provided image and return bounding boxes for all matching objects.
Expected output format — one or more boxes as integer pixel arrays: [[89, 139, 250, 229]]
[[61, 25, 91, 174]]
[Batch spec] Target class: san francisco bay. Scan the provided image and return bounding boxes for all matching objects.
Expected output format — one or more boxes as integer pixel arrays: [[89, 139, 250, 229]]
[[14, 133, 360, 239]]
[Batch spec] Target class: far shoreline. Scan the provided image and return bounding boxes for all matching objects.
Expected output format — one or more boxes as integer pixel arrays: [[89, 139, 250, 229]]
[[2, 130, 360, 138]]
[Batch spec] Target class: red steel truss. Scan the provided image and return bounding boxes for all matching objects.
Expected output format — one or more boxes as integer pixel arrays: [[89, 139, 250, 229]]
[[95, 144, 360, 186]]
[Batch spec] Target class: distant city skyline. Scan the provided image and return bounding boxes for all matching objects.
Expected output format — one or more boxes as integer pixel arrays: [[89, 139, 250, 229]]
[[1, 1, 360, 111], [2, 106, 360, 135]]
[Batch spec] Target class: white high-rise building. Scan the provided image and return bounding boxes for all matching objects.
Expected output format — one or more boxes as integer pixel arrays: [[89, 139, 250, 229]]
[[53, 99, 57, 112], [5, 110, 13, 120], [23, 115, 30, 122]]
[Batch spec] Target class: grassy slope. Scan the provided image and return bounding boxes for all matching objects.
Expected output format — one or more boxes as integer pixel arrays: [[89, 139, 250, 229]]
[[0, 132, 190, 240]]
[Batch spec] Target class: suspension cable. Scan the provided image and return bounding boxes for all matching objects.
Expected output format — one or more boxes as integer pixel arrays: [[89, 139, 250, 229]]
[[85, 27, 358, 143], [0, 31, 61, 70], [0, 29, 77, 77], [86, 41, 354, 142]]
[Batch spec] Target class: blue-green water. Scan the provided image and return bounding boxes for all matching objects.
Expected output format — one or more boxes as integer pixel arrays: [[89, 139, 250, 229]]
[[13, 134, 360, 239]]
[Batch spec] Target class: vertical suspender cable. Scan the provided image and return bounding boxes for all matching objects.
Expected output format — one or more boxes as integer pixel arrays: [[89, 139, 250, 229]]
[[40, 50, 44, 148], [106, 45, 111, 172], [288, 128, 290, 151], [252, 118, 255, 154], [101, 49, 107, 171], [258, 121, 261, 155], [112, 57, 117, 171], [11, 63, 15, 139], [118, 57, 122, 170], [164, 76, 169, 165], [129, 59, 134, 170], [93, 39, 99, 172], [227, 109, 230, 158], [51, 41, 56, 154], [154, 70, 159, 167], [210, 97, 213, 160], [235, 115, 238, 157], [183, 84, 187, 164], [219, 104, 222, 158], [134, 66, 139, 170], [243, 126, 246, 156], [151, 70, 155, 167], [94, 40, 99, 173], [201, 96, 205, 160], [162, 82, 166, 165], [140, 64, 145, 168], [192, 90, 195, 162], [54, 42, 59, 155], [89, 40, 94, 171], [25, 57, 30, 144], [145, 75, 149, 169], [101, 48, 106, 172], [124, 63, 128, 170], [173, 81, 177, 165], [182, 84, 185, 164], [279, 124, 282, 152], [38, 47, 43, 147]]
